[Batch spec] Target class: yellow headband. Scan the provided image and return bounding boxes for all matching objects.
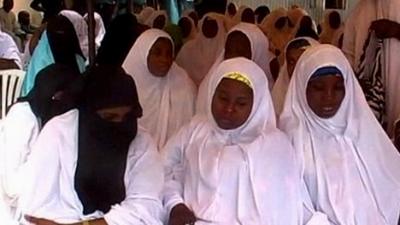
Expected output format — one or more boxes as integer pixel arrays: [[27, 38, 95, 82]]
[[223, 72, 253, 89]]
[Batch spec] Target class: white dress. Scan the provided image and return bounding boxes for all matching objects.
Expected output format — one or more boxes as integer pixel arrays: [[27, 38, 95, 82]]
[[19, 110, 165, 225]]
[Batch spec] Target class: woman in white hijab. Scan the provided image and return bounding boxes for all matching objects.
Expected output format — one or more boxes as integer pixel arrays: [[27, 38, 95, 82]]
[[59, 10, 89, 60], [176, 13, 226, 86], [145, 10, 169, 29], [196, 22, 274, 114], [122, 29, 196, 149], [178, 15, 197, 44], [84, 12, 106, 52], [0, 25, 21, 69], [280, 44, 400, 225], [272, 37, 319, 115], [163, 57, 305, 225], [137, 6, 155, 25]]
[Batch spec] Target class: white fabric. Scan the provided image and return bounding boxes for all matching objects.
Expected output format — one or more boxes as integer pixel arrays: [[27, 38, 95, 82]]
[[122, 29, 196, 149], [279, 44, 400, 225], [181, 15, 198, 44], [19, 110, 164, 225], [145, 10, 168, 29], [84, 12, 106, 51], [163, 57, 307, 225], [272, 37, 319, 116], [0, 102, 39, 216], [196, 22, 274, 115], [176, 13, 226, 86], [343, 0, 400, 135], [137, 7, 155, 24], [0, 30, 22, 69], [59, 10, 89, 60]]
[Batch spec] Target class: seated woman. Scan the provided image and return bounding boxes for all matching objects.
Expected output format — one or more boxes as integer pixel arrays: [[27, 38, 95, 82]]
[[272, 37, 318, 115], [122, 29, 196, 149], [19, 68, 164, 225], [279, 44, 400, 224], [163, 57, 305, 225], [196, 22, 274, 114], [1, 64, 81, 220]]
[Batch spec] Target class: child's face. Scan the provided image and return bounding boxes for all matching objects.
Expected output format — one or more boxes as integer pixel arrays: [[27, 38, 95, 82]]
[[286, 47, 306, 79], [147, 38, 173, 77], [224, 31, 252, 60], [306, 74, 345, 118], [212, 78, 254, 130]]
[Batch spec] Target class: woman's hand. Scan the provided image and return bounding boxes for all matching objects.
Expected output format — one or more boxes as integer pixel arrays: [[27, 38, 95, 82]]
[[169, 203, 197, 225]]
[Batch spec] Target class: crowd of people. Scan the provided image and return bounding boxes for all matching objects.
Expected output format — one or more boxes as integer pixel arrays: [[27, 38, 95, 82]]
[[1, 0, 400, 224]]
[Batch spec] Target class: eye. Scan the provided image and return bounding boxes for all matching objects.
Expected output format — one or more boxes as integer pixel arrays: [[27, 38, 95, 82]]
[[309, 82, 325, 91]]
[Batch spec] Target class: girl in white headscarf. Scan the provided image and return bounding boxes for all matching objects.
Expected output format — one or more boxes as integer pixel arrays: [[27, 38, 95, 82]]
[[163, 57, 305, 225], [272, 37, 319, 115], [176, 13, 226, 86], [145, 10, 169, 29], [122, 29, 196, 149], [280, 44, 400, 225], [59, 10, 89, 60], [84, 12, 106, 52], [178, 15, 197, 44], [137, 6, 155, 24], [196, 22, 274, 114]]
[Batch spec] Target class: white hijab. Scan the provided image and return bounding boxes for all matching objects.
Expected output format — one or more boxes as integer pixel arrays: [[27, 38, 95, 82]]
[[59, 10, 89, 60], [272, 37, 319, 116], [145, 10, 169, 29], [122, 29, 196, 149], [279, 44, 400, 225], [176, 13, 226, 86], [164, 58, 307, 224], [84, 12, 106, 51], [137, 7, 155, 24], [180, 15, 198, 44], [196, 22, 274, 115]]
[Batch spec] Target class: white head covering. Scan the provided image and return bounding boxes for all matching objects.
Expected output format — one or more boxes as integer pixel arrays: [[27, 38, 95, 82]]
[[196, 22, 274, 115], [232, 5, 252, 24], [137, 6, 155, 24], [84, 12, 106, 50], [59, 10, 89, 60], [180, 15, 198, 43], [279, 44, 400, 225], [163, 58, 306, 224], [176, 12, 226, 86], [145, 10, 169, 29], [122, 29, 196, 149], [272, 37, 319, 116]]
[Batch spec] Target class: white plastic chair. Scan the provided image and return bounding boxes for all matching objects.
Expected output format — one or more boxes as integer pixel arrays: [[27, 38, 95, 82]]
[[1, 69, 25, 119]]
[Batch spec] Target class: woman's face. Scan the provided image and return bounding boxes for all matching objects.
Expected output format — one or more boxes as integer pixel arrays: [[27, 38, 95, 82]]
[[224, 31, 252, 60], [147, 37, 173, 77], [306, 74, 345, 118], [96, 106, 132, 123], [212, 78, 253, 130], [286, 47, 306, 79]]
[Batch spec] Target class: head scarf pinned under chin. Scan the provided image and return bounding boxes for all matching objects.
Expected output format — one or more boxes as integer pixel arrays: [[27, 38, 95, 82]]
[[19, 63, 81, 126], [75, 66, 142, 215], [279, 44, 400, 225], [207, 57, 276, 143]]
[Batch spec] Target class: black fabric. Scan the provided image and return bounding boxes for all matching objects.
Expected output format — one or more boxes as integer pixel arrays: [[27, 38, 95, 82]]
[[95, 13, 139, 67], [75, 65, 142, 214], [46, 15, 84, 70], [18, 63, 81, 125]]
